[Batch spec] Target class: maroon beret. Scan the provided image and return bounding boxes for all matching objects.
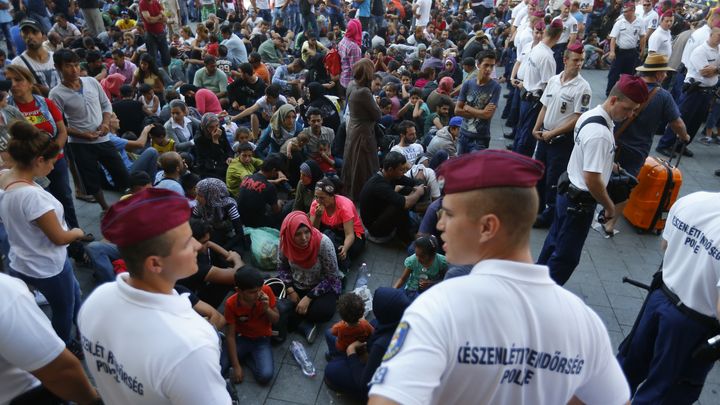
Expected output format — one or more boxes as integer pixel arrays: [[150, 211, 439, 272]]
[[567, 41, 584, 53], [661, 10, 673, 18], [101, 188, 191, 248], [437, 150, 545, 194], [529, 0, 539, 6], [714, 7, 720, 15], [534, 20, 547, 30], [563, 0, 572, 6], [550, 19, 563, 28], [532, 10, 545, 18], [617, 74, 649, 104]]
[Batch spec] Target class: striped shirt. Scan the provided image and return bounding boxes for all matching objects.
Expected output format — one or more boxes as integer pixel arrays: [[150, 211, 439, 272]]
[[338, 38, 362, 87]]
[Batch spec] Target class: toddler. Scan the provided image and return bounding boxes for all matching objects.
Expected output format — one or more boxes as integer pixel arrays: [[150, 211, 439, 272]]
[[326, 292, 374, 358], [393, 235, 447, 300], [139, 83, 160, 116], [314, 139, 336, 174]]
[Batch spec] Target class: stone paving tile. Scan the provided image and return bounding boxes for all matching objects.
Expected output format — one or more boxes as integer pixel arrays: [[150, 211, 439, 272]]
[[66, 68, 720, 404]]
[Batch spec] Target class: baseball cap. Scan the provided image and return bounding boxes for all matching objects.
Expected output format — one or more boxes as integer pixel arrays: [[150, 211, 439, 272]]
[[449, 116, 463, 127]]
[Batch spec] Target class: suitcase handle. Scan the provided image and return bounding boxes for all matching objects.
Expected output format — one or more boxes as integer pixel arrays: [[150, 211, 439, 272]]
[[666, 139, 685, 168]]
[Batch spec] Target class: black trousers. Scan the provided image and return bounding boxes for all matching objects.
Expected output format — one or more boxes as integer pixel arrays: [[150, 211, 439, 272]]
[[70, 141, 130, 195]]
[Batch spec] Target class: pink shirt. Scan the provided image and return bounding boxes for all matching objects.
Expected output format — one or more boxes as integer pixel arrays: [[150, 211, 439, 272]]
[[310, 195, 364, 238]]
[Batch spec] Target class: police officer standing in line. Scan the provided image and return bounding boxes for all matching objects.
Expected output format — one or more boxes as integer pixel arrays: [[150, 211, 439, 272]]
[[532, 41, 592, 229], [639, 0, 659, 55], [647, 11, 674, 58], [551, 0, 579, 73], [602, 53, 690, 235], [78, 188, 232, 405], [513, 20, 563, 157], [672, 9, 720, 101], [367, 150, 631, 405], [538, 75, 649, 285], [656, 24, 720, 158], [616, 191, 720, 404], [606, 2, 646, 96]]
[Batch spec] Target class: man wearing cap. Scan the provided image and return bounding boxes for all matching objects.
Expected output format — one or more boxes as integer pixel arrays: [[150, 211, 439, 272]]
[[602, 53, 689, 234], [551, 0, 579, 73], [512, 20, 563, 157], [648, 10, 674, 57], [531, 41, 592, 229], [538, 74, 649, 285], [655, 24, 720, 158], [11, 19, 59, 96], [606, 2, 646, 95], [78, 188, 232, 404], [427, 116, 461, 157], [367, 150, 631, 405]]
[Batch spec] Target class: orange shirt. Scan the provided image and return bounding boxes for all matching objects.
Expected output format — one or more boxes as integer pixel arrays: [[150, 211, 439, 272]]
[[255, 64, 270, 84], [224, 285, 277, 338], [331, 319, 374, 351]]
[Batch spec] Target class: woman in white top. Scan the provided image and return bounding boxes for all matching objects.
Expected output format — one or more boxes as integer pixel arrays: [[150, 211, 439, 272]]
[[0, 120, 85, 344]]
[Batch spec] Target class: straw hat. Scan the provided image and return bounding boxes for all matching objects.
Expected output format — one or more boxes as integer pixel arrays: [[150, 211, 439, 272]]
[[635, 53, 675, 72]]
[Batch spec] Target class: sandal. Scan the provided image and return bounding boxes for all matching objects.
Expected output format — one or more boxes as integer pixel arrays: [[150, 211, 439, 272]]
[[76, 193, 97, 203]]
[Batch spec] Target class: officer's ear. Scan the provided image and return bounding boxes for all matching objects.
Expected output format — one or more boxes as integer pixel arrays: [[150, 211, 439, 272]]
[[475, 213, 501, 245]]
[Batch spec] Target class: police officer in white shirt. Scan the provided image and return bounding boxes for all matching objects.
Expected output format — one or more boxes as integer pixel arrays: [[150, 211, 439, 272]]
[[538, 75, 649, 285], [648, 10, 674, 57], [673, 8, 720, 99], [78, 188, 232, 405], [606, 2, 646, 95], [552, 0, 579, 73], [656, 24, 720, 158], [640, 0, 659, 42], [513, 19, 563, 157], [532, 41, 592, 228], [617, 191, 720, 404], [1, 272, 101, 405], [367, 149, 631, 405]]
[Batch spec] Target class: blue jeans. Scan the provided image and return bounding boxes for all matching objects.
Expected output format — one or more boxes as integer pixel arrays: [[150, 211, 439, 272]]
[[0, 22, 15, 57], [302, 13, 318, 37], [537, 193, 595, 285], [328, 13, 345, 30], [85, 241, 120, 283], [45, 156, 79, 229], [234, 336, 274, 384], [12, 258, 81, 343], [272, 7, 287, 26], [130, 147, 159, 180], [286, 3, 302, 32], [258, 8, 272, 22], [255, 127, 282, 158], [457, 134, 489, 155], [325, 328, 341, 357], [145, 30, 171, 68]]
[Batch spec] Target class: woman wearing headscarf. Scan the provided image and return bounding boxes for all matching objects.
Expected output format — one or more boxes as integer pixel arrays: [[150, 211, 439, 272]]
[[323, 287, 411, 400], [100, 73, 126, 101], [293, 160, 324, 213], [342, 59, 382, 202], [302, 82, 341, 134], [256, 104, 298, 158], [194, 88, 223, 115], [194, 113, 233, 179], [426, 76, 455, 114], [277, 211, 341, 343], [443, 56, 463, 85], [338, 19, 363, 93], [192, 177, 245, 251]]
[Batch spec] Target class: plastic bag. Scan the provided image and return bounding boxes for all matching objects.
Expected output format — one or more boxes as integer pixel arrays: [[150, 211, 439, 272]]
[[244, 227, 280, 270], [352, 285, 373, 317]]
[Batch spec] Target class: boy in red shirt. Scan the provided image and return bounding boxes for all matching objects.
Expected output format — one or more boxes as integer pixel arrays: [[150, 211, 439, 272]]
[[325, 292, 374, 359], [225, 266, 279, 385]]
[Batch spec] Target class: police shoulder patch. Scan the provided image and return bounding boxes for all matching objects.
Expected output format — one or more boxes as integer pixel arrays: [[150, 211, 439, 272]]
[[581, 94, 591, 106], [370, 366, 388, 386], [383, 321, 410, 361]]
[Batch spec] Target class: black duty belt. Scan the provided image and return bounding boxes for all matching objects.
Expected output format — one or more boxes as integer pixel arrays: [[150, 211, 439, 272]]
[[660, 282, 720, 331]]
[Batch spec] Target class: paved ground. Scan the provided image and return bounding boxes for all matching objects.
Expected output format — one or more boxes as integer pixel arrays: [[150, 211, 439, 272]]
[[69, 68, 720, 404]]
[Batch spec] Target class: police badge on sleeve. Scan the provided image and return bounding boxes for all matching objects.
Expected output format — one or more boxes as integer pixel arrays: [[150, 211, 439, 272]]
[[581, 94, 591, 107], [383, 321, 410, 361]]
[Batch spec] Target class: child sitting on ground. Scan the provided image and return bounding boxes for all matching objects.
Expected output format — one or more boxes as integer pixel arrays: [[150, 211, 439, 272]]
[[226, 142, 264, 196], [225, 266, 279, 385], [150, 124, 175, 153], [139, 83, 160, 116], [325, 292, 374, 359], [393, 235, 447, 300], [232, 126, 256, 151]]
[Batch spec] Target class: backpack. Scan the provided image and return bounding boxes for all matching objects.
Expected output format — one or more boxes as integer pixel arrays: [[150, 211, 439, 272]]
[[323, 48, 341, 77]]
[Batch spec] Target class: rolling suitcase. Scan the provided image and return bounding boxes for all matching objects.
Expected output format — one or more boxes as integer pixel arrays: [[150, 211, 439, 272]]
[[623, 146, 683, 234]]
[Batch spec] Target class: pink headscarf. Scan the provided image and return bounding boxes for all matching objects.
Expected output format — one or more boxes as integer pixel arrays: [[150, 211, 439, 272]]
[[345, 19, 362, 46], [195, 88, 222, 115], [100, 73, 126, 101], [438, 77, 455, 95]]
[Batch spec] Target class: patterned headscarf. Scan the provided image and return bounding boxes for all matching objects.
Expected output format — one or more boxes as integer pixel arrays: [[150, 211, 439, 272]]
[[200, 112, 220, 138], [196, 178, 237, 222]]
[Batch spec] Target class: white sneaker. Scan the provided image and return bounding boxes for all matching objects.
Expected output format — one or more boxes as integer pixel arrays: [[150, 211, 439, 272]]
[[34, 290, 49, 306]]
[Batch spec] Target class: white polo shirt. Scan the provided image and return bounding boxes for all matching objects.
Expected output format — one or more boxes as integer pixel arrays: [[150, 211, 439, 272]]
[[78, 273, 231, 405], [555, 15, 579, 44], [515, 24, 534, 58], [0, 273, 66, 404], [567, 105, 615, 191], [524, 42, 556, 92], [681, 24, 710, 67], [685, 41, 720, 87], [642, 9, 659, 32], [517, 40, 539, 80], [609, 16, 646, 50], [648, 26, 672, 58], [662, 191, 720, 319], [368, 260, 631, 405], [540, 72, 592, 130], [512, 1, 529, 28]]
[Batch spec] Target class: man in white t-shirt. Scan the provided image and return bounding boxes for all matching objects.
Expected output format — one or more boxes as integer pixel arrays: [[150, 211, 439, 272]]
[[552, 0, 579, 73], [616, 191, 720, 404], [538, 75, 648, 285], [78, 188, 232, 405], [0, 273, 100, 404], [647, 10, 673, 57], [413, 0, 432, 28], [11, 19, 60, 95], [368, 150, 631, 405], [390, 121, 425, 164]]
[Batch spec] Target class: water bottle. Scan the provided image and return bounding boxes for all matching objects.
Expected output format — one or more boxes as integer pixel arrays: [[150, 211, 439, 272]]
[[355, 263, 371, 288], [290, 340, 316, 377]]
